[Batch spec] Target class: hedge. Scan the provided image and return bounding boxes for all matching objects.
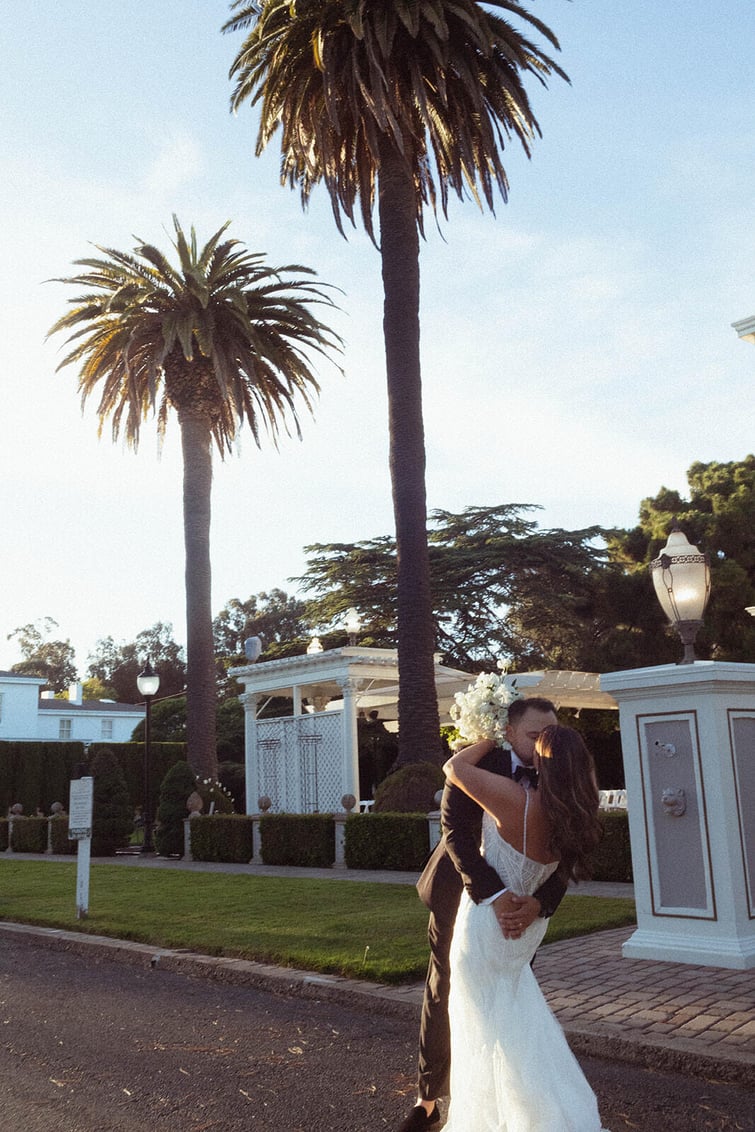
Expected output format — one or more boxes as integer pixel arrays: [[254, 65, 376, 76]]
[[591, 811, 633, 882], [345, 812, 430, 870], [260, 813, 335, 868], [190, 814, 254, 863], [0, 739, 187, 819], [0, 741, 81, 816]]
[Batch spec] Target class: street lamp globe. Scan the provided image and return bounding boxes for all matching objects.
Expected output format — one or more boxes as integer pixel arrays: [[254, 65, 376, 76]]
[[137, 659, 160, 699], [137, 658, 160, 853], [649, 525, 711, 664]]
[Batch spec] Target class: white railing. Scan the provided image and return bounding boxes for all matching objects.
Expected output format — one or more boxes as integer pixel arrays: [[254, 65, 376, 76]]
[[599, 788, 627, 811]]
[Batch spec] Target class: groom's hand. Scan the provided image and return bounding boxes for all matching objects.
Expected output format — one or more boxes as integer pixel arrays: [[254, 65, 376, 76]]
[[493, 892, 541, 939]]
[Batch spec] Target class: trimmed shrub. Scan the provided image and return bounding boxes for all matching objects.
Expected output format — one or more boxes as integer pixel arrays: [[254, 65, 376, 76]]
[[155, 761, 197, 857], [260, 814, 334, 867], [190, 814, 254, 863], [88, 740, 186, 818], [591, 811, 633, 882], [372, 761, 444, 814], [8, 815, 48, 853], [0, 818, 7, 851], [344, 813, 430, 871], [90, 748, 133, 856]]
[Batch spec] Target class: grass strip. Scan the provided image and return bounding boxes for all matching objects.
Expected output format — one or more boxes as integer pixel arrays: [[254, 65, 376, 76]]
[[0, 860, 635, 985]]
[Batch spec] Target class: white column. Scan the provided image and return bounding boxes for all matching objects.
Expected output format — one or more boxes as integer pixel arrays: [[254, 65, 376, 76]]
[[601, 661, 755, 969], [241, 692, 259, 815], [338, 676, 361, 803]]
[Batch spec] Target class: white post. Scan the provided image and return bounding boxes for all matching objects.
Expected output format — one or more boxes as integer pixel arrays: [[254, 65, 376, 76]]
[[241, 693, 259, 815], [334, 812, 347, 868], [76, 836, 91, 919], [338, 677, 361, 803], [68, 777, 94, 920], [601, 661, 755, 969]]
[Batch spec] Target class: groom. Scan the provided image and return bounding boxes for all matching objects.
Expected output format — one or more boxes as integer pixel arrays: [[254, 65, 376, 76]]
[[398, 696, 567, 1132]]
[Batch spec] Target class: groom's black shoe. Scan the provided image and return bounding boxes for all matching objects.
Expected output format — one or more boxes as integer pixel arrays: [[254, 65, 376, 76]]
[[397, 1103, 440, 1131]]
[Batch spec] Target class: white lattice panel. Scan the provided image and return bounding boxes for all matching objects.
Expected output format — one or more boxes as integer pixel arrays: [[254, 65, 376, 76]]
[[255, 711, 344, 812]]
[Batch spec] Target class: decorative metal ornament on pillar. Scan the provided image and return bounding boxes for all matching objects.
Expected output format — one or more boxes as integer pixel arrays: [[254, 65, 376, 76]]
[[649, 525, 711, 664]]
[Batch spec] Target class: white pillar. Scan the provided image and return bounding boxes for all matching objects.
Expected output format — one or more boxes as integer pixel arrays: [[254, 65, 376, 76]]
[[338, 676, 361, 802], [601, 661, 755, 969], [241, 692, 259, 815]]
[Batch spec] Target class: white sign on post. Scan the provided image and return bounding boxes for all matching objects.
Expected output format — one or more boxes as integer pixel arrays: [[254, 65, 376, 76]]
[[68, 777, 93, 919]]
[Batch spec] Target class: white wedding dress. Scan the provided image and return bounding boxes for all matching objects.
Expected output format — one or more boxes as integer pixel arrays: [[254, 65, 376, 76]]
[[443, 804, 608, 1132]]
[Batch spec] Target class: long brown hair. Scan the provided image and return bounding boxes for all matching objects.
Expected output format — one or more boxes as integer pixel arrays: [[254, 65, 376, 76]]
[[536, 725, 602, 882]]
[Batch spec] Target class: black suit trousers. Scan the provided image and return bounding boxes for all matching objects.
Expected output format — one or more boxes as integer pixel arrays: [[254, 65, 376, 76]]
[[417, 902, 456, 1101]]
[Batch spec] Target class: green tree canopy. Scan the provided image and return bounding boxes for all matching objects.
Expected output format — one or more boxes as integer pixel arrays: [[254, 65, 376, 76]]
[[213, 589, 310, 691], [87, 622, 186, 703], [607, 455, 755, 662], [297, 505, 611, 671], [7, 617, 77, 692]]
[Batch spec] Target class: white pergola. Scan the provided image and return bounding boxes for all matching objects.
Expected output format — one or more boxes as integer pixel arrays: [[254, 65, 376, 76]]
[[732, 313, 755, 343], [229, 647, 616, 814]]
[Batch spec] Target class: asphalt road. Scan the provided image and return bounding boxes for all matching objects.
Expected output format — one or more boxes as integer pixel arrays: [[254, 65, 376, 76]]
[[0, 937, 752, 1132]]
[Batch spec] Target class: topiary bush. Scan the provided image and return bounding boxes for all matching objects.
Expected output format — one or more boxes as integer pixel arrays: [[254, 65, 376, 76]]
[[372, 761, 445, 814], [190, 814, 254, 863], [90, 748, 133, 856], [155, 760, 197, 857], [344, 813, 430, 870]]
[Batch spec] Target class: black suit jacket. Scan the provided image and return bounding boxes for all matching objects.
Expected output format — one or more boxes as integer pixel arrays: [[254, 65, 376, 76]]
[[416, 746, 567, 922]]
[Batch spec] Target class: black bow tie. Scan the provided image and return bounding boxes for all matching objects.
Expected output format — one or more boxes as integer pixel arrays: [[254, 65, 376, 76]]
[[513, 765, 538, 787]]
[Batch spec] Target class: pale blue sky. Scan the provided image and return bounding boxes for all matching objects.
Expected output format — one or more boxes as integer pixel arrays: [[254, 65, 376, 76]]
[[2, 1, 754, 674]]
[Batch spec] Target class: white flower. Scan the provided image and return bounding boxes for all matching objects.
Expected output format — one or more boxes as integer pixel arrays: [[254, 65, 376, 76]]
[[450, 671, 521, 743]]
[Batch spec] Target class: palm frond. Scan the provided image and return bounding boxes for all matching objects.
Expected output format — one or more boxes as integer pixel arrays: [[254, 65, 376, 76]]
[[49, 218, 342, 454]]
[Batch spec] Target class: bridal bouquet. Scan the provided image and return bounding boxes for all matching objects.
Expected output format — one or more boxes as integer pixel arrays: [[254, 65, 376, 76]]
[[450, 670, 521, 744]]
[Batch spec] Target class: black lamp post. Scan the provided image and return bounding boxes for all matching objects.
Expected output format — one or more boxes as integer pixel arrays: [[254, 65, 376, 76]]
[[137, 658, 160, 853], [649, 525, 711, 664]]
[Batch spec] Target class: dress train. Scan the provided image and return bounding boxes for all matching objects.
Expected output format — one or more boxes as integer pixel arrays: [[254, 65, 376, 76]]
[[442, 808, 608, 1131]]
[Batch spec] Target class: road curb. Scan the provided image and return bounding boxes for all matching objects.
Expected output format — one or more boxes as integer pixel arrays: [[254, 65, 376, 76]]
[[1, 920, 752, 1088]]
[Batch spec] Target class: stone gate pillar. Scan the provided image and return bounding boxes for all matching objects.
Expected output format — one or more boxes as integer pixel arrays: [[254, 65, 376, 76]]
[[601, 661, 755, 969]]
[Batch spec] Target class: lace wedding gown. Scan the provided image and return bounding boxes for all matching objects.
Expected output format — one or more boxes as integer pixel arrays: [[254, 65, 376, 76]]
[[443, 804, 608, 1132]]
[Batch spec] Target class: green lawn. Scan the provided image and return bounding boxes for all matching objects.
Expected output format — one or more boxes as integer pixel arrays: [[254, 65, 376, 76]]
[[0, 860, 635, 985]]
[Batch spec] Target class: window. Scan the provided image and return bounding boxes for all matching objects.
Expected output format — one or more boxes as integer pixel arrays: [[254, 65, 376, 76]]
[[59, 719, 72, 740], [101, 719, 113, 740]]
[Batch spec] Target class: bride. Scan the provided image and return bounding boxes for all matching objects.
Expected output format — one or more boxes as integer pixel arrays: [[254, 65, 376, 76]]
[[441, 725, 609, 1132]]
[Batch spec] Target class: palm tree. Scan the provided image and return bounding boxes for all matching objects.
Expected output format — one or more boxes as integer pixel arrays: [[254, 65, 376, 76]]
[[225, 1, 567, 764], [49, 217, 341, 778]]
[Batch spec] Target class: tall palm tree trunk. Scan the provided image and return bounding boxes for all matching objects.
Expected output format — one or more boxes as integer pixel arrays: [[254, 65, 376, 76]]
[[378, 137, 442, 765], [178, 408, 218, 779]]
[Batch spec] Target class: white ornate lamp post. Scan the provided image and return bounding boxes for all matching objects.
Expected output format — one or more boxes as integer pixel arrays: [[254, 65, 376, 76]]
[[137, 658, 160, 854], [649, 525, 710, 663]]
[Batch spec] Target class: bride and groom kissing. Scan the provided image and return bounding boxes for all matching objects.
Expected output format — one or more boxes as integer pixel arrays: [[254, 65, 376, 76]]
[[398, 696, 610, 1132]]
